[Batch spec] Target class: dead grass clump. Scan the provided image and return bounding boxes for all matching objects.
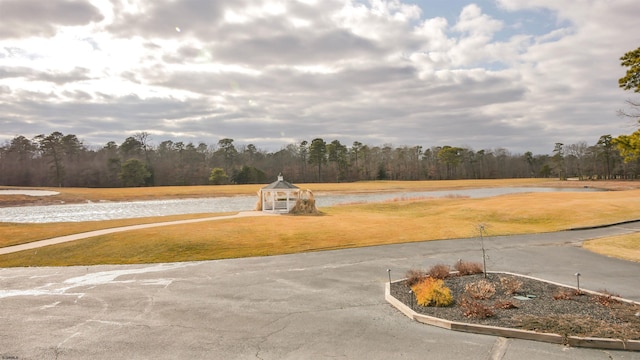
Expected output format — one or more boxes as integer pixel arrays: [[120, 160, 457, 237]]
[[553, 289, 581, 300], [494, 300, 518, 309], [516, 314, 639, 340], [405, 269, 428, 287], [411, 278, 454, 307], [289, 190, 319, 215], [464, 279, 496, 300], [499, 276, 523, 295], [608, 301, 640, 323], [454, 260, 483, 276], [428, 264, 451, 279], [460, 297, 495, 318], [594, 290, 621, 307]]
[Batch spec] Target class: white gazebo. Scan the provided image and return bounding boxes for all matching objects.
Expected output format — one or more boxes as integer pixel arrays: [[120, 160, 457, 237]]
[[259, 174, 300, 213]]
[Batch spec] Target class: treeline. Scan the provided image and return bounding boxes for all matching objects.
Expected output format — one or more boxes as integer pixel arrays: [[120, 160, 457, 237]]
[[1, 132, 638, 187]]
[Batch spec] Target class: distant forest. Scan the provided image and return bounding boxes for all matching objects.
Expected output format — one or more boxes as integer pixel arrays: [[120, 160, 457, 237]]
[[1, 132, 638, 187]]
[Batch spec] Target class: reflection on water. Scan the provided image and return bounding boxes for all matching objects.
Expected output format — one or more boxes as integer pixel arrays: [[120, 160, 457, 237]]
[[0, 187, 598, 223]]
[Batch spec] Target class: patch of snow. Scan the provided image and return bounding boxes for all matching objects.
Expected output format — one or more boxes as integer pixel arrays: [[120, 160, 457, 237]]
[[0, 289, 66, 298], [40, 301, 61, 310], [63, 263, 192, 288], [0, 262, 195, 299]]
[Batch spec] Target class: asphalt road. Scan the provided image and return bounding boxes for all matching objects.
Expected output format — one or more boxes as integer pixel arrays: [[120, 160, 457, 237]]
[[1, 221, 639, 359]]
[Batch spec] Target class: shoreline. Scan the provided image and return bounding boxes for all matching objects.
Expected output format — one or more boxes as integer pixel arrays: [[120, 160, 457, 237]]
[[2, 179, 639, 208]]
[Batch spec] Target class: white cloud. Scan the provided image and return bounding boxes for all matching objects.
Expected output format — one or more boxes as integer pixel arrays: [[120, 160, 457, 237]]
[[0, 0, 639, 154], [453, 4, 503, 36]]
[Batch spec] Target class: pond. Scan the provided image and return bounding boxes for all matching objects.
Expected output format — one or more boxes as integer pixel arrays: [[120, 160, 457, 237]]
[[0, 187, 598, 224], [0, 190, 60, 196]]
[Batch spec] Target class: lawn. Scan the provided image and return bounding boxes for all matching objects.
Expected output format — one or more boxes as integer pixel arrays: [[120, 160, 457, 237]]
[[0, 181, 639, 267], [584, 233, 640, 262], [0, 178, 582, 206], [0, 213, 228, 248]]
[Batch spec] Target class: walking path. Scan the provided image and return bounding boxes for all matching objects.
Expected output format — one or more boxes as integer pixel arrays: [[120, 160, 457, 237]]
[[0, 211, 275, 255]]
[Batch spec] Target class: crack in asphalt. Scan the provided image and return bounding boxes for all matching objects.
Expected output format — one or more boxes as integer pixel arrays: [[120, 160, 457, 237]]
[[487, 337, 510, 360]]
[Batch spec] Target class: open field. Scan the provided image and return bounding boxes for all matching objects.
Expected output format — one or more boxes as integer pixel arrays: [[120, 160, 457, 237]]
[[3, 178, 640, 207], [584, 233, 640, 262], [0, 213, 228, 248], [0, 179, 639, 267]]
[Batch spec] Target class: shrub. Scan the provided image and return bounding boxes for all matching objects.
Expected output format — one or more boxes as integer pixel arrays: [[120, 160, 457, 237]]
[[411, 278, 454, 307], [454, 260, 483, 275], [464, 279, 496, 300], [428, 264, 451, 279], [494, 300, 518, 309], [460, 297, 495, 318], [405, 269, 428, 287], [499, 276, 523, 295], [553, 289, 581, 300], [289, 198, 319, 215], [594, 290, 621, 307]]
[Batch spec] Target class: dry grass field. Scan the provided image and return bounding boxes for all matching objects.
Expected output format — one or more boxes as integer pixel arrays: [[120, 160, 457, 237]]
[[584, 233, 640, 262], [0, 179, 639, 267], [0, 213, 227, 248], [1, 178, 621, 206]]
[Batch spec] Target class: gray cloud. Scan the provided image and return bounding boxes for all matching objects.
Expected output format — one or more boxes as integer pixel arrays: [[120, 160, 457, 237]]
[[0, 66, 92, 84], [0, 0, 104, 39], [1, 0, 639, 155], [107, 0, 229, 38], [210, 28, 382, 66]]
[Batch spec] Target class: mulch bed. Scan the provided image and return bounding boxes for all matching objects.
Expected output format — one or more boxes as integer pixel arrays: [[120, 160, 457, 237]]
[[390, 273, 640, 340]]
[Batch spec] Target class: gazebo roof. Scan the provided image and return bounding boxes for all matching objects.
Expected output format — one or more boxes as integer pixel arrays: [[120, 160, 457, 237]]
[[262, 174, 299, 190]]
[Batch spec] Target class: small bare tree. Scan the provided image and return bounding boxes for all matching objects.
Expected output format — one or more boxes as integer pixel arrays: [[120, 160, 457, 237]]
[[476, 223, 489, 278]]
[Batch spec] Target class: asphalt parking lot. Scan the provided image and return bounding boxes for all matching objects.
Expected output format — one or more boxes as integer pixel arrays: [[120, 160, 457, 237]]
[[1, 221, 639, 359]]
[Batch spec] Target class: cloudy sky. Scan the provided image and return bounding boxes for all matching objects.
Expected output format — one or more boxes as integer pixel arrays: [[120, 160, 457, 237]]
[[1, 0, 639, 155]]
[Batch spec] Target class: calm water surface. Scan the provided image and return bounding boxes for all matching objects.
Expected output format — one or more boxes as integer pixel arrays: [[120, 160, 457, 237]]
[[0, 187, 598, 223]]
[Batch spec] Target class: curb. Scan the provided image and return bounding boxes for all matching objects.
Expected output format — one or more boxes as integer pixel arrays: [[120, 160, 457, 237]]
[[568, 219, 640, 231], [385, 272, 640, 352]]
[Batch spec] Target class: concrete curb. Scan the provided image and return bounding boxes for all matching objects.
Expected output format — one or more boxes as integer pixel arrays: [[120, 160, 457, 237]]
[[385, 272, 640, 351], [568, 218, 640, 231]]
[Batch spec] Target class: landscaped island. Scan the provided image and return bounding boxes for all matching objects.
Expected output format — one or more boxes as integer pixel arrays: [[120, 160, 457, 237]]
[[387, 262, 640, 350]]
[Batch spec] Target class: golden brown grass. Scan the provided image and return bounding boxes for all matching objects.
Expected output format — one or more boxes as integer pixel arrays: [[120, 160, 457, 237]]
[[583, 233, 640, 263], [0, 185, 639, 267], [4, 178, 634, 206], [0, 213, 227, 248]]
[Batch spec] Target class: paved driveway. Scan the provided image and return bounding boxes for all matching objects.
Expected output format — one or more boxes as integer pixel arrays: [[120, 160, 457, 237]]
[[1, 222, 639, 359]]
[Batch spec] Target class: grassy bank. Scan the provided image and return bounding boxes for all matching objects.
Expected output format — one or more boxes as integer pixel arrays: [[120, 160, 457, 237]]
[[0, 213, 228, 248], [584, 233, 640, 262], [0, 186, 638, 267], [3, 178, 636, 206]]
